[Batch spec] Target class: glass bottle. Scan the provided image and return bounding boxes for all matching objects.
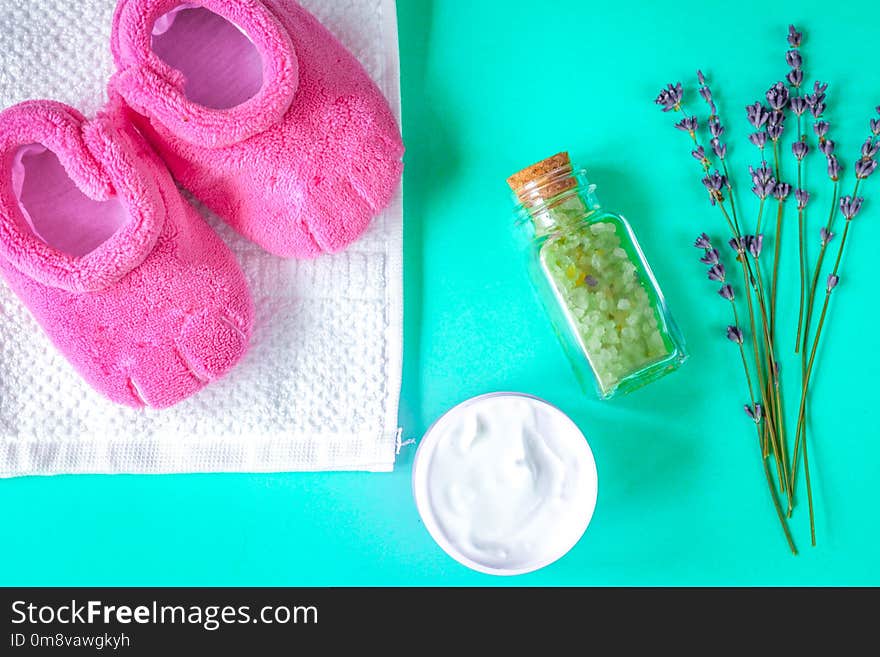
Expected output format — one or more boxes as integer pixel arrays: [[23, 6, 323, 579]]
[[508, 152, 686, 399]]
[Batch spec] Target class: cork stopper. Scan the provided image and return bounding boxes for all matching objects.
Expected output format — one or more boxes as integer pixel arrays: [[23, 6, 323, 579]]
[[507, 151, 576, 204]]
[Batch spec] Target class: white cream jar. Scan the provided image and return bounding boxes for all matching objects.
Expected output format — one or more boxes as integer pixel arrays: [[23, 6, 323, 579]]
[[412, 393, 598, 575]]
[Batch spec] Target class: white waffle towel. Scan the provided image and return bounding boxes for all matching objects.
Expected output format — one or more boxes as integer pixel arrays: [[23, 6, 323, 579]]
[[0, 0, 403, 475]]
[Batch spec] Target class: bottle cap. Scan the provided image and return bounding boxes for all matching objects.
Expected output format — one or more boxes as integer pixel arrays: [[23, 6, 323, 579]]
[[506, 151, 575, 204]]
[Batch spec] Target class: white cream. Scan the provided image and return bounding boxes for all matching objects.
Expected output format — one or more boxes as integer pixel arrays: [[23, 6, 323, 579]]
[[413, 393, 598, 575]]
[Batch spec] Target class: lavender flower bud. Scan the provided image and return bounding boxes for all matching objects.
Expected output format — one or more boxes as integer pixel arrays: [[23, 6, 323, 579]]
[[789, 97, 808, 116], [746, 102, 770, 129], [820, 227, 834, 245], [749, 131, 768, 149], [701, 171, 727, 205], [691, 145, 707, 162], [745, 403, 763, 422], [767, 111, 785, 140], [749, 163, 776, 199], [788, 25, 802, 48], [774, 182, 792, 201], [871, 118, 880, 136], [709, 118, 724, 139], [813, 120, 830, 140], [700, 248, 720, 265], [697, 70, 706, 85], [787, 69, 803, 88], [766, 82, 790, 111], [861, 138, 880, 160], [700, 90, 717, 117], [792, 140, 809, 161], [711, 138, 727, 159], [827, 155, 841, 181], [786, 50, 802, 69], [856, 159, 878, 179], [826, 274, 839, 291], [819, 139, 835, 156], [694, 233, 712, 249], [675, 117, 699, 133], [795, 189, 810, 210], [750, 162, 774, 184], [840, 195, 864, 219], [655, 82, 683, 112], [728, 237, 746, 254], [727, 326, 744, 345], [746, 234, 764, 258], [718, 284, 735, 301], [707, 263, 726, 282], [807, 84, 828, 117], [752, 180, 777, 199]]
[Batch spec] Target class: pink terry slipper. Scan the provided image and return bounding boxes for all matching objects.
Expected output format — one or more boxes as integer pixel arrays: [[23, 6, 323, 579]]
[[0, 100, 253, 408], [109, 0, 404, 258]]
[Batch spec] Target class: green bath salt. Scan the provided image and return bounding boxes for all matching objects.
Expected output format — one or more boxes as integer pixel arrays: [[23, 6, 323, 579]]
[[541, 220, 670, 395]]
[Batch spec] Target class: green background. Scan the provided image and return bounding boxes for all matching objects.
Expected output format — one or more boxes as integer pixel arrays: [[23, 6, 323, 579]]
[[2, 0, 878, 586]]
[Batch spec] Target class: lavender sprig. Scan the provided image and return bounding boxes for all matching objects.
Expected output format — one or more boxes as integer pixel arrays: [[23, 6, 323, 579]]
[[786, 44, 813, 381], [652, 38, 880, 554], [693, 236, 756, 418], [657, 25, 880, 556], [697, 71, 739, 229]]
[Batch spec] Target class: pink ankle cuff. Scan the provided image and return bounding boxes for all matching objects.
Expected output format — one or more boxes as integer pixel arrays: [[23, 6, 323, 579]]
[[110, 0, 298, 148], [0, 101, 163, 292]]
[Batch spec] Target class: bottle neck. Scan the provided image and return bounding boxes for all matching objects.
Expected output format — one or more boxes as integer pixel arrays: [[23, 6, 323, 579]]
[[512, 166, 601, 237]]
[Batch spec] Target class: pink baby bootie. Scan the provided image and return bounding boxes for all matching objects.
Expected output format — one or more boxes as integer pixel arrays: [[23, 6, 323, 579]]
[[0, 100, 253, 408], [109, 0, 404, 258]]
